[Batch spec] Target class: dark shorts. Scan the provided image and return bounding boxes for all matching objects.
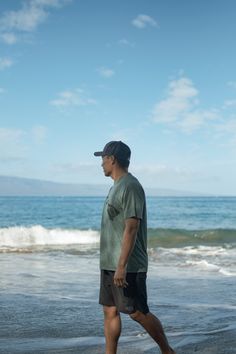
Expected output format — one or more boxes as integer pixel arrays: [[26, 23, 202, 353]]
[[99, 270, 149, 314]]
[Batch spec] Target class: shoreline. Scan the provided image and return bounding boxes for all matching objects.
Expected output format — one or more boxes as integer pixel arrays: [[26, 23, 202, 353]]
[[77, 329, 236, 354], [55, 329, 236, 354], [1, 329, 235, 354]]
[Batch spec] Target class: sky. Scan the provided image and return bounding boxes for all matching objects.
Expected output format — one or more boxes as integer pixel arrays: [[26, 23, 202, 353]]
[[0, 0, 236, 195]]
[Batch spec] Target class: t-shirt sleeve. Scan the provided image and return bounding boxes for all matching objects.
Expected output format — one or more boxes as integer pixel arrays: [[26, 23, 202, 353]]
[[122, 183, 144, 220]]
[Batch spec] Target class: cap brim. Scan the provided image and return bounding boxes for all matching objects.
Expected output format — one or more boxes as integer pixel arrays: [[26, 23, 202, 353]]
[[94, 151, 103, 156]]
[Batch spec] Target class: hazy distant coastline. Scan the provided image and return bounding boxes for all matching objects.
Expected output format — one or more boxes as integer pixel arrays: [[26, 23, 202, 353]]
[[0, 175, 209, 197]]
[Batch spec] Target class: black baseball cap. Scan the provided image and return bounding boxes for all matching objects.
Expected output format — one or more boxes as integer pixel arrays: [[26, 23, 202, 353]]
[[94, 141, 131, 163]]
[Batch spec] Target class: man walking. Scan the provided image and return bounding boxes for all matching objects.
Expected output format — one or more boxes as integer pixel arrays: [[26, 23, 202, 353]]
[[94, 141, 175, 354]]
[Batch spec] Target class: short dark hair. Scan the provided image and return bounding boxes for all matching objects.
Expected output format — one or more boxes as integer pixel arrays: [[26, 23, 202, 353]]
[[115, 156, 130, 169]]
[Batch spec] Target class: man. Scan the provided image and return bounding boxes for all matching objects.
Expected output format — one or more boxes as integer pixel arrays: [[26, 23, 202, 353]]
[[94, 141, 175, 354]]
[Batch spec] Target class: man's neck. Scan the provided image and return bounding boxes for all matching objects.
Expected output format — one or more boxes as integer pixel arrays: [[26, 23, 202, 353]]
[[111, 168, 128, 181]]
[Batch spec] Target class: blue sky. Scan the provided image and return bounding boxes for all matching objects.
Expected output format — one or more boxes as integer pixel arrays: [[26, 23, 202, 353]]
[[0, 0, 236, 195]]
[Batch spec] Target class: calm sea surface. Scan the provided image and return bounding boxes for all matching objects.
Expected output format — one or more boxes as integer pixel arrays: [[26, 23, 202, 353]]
[[1, 196, 236, 229]]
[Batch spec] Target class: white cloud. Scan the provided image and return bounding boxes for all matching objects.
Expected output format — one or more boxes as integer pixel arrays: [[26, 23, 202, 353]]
[[0, 0, 71, 43], [0, 4, 47, 32], [227, 81, 236, 89], [224, 99, 236, 107], [0, 128, 23, 141], [0, 57, 13, 70], [53, 162, 98, 174], [178, 110, 218, 133], [97, 67, 115, 78], [0, 125, 50, 164], [132, 163, 196, 188], [50, 88, 97, 107], [132, 14, 157, 29], [32, 125, 47, 143], [214, 116, 236, 148], [51, 162, 105, 184], [216, 117, 236, 133], [118, 38, 135, 47], [134, 164, 171, 175], [0, 127, 26, 162], [32, 0, 70, 7], [152, 77, 198, 122], [152, 76, 218, 133], [0, 32, 18, 44]]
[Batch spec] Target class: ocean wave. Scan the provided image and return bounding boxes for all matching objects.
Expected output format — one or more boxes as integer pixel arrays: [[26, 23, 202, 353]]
[[152, 245, 229, 256], [0, 225, 100, 252], [148, 245, 236, 276], [148, 228, 236, 248], [185, 259, 223, 272], [1, 226, 236, 256], [184, 260, 236, 276], [1, 226, 236, 277]]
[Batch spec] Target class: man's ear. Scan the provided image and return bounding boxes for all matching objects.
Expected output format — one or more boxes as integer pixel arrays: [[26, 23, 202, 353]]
[[111, 155, 116, 165]]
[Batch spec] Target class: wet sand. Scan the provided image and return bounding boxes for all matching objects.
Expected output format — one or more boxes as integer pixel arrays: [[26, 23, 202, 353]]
[[72, 329, 236, 354], [175, 329, 236, 354], [80, 329, 236, 354], [29, 328, 236, 354]]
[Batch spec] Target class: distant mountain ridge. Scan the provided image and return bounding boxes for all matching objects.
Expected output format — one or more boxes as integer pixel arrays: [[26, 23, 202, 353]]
[[0, 175, 203, 196], [0, 176, 110, 196]]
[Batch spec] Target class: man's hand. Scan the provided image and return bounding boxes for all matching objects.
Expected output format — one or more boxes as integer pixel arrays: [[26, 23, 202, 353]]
[[113, 266, 128, 288]]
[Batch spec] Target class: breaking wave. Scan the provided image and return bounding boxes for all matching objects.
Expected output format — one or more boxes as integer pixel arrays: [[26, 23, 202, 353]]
[[147, 228, 236, 248], [1, 226, 236, 276], [0, 225, 99, 252], [0, 226, 235, 255]]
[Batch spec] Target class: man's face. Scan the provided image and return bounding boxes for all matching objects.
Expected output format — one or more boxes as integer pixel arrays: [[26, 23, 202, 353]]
[[101, 155, 114, 177]]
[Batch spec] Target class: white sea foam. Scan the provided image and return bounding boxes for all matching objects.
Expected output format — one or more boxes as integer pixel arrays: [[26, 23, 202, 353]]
[[148, 245, 234, 263], [0, 225, 100, 250], [185, 259, 236, 276], [149, 245, 236, 277], [159, 245, 228, 256], [219, 268, 236, 276], [185, 259, 220, 271]]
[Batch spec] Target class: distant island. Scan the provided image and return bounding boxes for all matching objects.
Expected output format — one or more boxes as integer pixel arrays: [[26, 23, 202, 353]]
[[0, 175, 204, 197]]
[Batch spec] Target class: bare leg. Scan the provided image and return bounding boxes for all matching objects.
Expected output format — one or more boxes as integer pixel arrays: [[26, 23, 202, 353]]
[[130, 311, 175, 354], [103, 306, 121, 354]]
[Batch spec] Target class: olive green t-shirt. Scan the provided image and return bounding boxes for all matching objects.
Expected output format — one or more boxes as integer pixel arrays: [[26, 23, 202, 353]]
[[100, 173, 148, 272]]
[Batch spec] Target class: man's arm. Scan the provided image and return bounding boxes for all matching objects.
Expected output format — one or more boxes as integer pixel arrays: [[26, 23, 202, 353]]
[[113, 217, 140, 287]]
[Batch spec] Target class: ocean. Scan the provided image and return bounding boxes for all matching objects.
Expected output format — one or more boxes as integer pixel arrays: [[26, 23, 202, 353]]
[[0, 196, 236, 353]]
